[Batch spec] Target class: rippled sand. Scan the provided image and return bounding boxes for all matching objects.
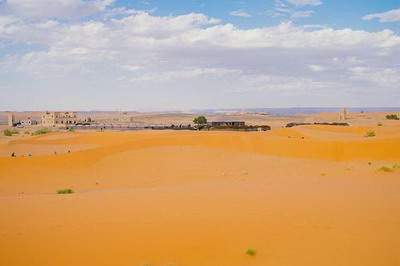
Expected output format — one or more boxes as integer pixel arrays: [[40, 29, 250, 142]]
[[1, 125, 400, 266]]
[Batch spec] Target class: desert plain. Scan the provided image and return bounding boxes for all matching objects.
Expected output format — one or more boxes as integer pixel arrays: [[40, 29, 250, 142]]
[[1, 112, 400, 266]]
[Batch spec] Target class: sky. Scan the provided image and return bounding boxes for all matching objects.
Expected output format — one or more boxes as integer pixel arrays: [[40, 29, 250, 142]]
[[0, 0, 399, 111]]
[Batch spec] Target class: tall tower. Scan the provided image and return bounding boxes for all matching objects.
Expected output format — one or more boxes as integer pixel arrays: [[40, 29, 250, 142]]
[[7, 112, 15, 127], [339, 108, 348, 121]]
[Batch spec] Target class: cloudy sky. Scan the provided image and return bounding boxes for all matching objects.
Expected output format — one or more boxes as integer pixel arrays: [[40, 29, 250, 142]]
[[0, 0, 399, 111]]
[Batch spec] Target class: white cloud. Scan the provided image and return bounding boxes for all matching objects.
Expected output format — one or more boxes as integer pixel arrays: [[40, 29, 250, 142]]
[[287, 0, 322, 6], [229, 10, 251, 18], [0, 5, 400, 109], [363, 8, 400, 23], [291, 10, 314, 18], [1, 0, 114, 18], [308, 64, 325, 72], [349, 67, 400, 87], [270, 0, 320, 18]]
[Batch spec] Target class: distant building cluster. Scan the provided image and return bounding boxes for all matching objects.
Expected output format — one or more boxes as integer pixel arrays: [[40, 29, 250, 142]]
[[41, 112, 92, 127], [209, 121, 246, 127], [6, 111, 92, 128], [7, 113, 38, 127]]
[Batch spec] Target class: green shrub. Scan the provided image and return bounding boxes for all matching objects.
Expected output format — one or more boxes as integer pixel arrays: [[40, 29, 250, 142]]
[[365, 130, 376, 137], [3, 129, 13, 136], [193, 116, 207, 126], [57, 188, 74, 194], [386, 114, 399, 120], [68, 127, 75, 132], [246, 248, 256, 256], [32, 128, 50, 136]]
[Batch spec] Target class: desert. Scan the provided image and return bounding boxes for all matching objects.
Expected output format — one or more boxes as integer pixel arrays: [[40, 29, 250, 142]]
[[1, 1, 400, 265], [1, 111, 400, 266]]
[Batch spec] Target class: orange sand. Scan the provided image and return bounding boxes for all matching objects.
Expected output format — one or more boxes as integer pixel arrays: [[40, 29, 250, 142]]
[[1, 126, 400, 266]]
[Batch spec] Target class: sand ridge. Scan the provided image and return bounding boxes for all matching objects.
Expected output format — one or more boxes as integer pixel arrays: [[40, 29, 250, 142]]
[[1, 125, 400, 266]]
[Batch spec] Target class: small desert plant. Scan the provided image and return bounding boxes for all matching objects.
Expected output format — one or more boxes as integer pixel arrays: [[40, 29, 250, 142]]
[[57, 188, 74, 194], [3, 129, 19, 136], [68, 127, 75, 132], [365, 130, 376, 137], [246, 248, 257, 256], [392, 163, 400, 169], [378, 166, 393, 173], [32, 128, 50, 136], [386, 114, 399, 120], [3, 129, 13, 136], [377, 123, 383, 126]]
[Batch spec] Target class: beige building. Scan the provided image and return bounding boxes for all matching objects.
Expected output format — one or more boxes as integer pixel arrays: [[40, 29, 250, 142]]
[[41, 112, 79, 127], [119, 112, 134, 123], [339, 108, 348, 121]]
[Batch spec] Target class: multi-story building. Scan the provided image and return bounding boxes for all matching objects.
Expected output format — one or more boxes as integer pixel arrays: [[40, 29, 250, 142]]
[[41, 112, 79, 127]]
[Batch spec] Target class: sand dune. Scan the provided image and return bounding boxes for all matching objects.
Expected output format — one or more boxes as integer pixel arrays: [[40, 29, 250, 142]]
[[1, 125, 400, 265]]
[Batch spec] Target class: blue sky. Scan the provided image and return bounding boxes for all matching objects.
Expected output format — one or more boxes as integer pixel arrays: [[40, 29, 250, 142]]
[[0, 0, 399, 110], [115, 0, 400, 32]]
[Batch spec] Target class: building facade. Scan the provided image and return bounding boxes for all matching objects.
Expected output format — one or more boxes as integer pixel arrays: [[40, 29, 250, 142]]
[[209, 121, 246, 127], [41, 112, 79, 127]]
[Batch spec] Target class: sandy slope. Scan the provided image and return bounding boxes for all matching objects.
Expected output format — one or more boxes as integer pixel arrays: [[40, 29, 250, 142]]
[[1, 125, 400, 266]]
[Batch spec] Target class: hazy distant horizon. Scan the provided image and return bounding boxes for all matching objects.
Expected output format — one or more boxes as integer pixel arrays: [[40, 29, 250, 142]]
[[2, 107, 400, 114]]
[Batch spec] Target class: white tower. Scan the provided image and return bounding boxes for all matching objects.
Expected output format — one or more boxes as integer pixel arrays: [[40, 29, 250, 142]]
[[7, 112, 15, 127], [339, 108, 348, 121]]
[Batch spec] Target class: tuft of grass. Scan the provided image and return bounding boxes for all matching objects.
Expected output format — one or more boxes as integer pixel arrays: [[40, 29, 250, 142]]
[[377, 123, 383, 126], [68, 127, 75, 132], [246, 248, 257, 256], [57, 188, 74, 194], [386, 114, 399, 120], [3, 129, 13, 136], [32, 128, 50, 136], [3, 129, 19, 136], [365, 130, 376, 137], [392, 163, 400, 169], [378, 166, 394, 173]]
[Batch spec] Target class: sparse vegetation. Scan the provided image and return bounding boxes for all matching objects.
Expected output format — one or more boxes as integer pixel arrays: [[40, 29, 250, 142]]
[[3, 129, 18, 136], [365, 130, 376, 137], [246, 248, 257, 256], [377, 123, 382, 126], [32, 128, 50, 136], [68, 127, 75, 132], [393, 163, 400, 169], [3, 129, 13, 136], [386, 114, 399, 120], [378, 166, 394, 173], [57, 188, 74, 194]]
